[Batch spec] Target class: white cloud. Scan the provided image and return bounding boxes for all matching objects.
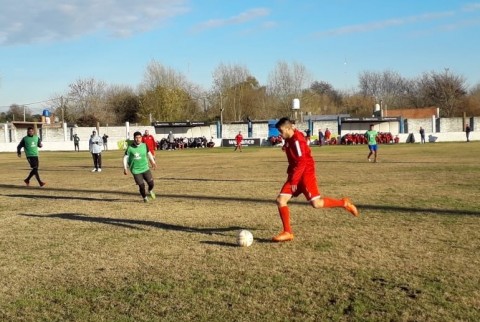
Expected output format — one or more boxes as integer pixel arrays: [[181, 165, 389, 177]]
[[193, 8, 271, 32], [314, 11, 455, 38], [461, 2, 480, 12], [0, 0, 190, 45]]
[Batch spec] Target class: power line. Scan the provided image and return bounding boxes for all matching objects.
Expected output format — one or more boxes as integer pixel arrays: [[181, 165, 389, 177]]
[[0, 97, 60, 109]]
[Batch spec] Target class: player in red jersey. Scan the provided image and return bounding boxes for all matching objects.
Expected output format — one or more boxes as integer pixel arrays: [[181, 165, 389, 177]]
[[272, 117, 359, 242], [142, 130, 157, 158], [234, 131, 243, 152]]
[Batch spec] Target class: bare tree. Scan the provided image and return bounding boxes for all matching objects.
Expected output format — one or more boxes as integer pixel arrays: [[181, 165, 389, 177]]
[[358, 70, 409, 109], [5, 104, 33, 122], [267, 61, 312, 115], [211, 63, 255, 121], [462, 83, 480, 116], [416, 70, 467, 117], [66, 78, 107, 125]]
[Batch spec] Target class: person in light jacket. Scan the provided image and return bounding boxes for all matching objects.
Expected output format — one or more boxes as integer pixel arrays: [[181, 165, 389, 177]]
[[89, 130, 103, 172]]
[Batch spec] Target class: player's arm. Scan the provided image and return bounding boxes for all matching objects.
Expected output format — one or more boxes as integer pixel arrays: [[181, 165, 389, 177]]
[[147, 151, 156, 170], [37, 137, 43, 148], [16, 138, 25, 157], [123, 154, 129, 175], [146, 145, 156, 169], [289, 139, 307, 187]]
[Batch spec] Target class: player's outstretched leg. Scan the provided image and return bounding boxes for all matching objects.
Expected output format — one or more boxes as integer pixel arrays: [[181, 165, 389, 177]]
[[311, 197, 359, 217], [272, 195, 294, 242], [147, 179, 155, 200], [138, 183, 148, 202]]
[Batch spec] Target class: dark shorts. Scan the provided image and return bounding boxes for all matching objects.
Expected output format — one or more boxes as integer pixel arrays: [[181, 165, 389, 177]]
[[133, 170, 153, 185], [27, 157, 39, 169]]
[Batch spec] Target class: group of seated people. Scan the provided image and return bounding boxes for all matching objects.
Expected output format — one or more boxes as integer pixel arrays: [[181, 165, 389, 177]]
[[340, 132, 399, 145], [268, 130, 399, 147], [156, 137, 215, 150]]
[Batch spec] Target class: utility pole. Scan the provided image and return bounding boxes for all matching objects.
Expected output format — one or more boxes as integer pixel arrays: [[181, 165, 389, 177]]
[[61, 96, 65, 123]]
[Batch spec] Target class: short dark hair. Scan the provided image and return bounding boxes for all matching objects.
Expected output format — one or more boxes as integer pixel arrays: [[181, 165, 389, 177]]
[[27, 126, 34, 131], [275, 117, 293, 129], [133, 131, 142, 137]]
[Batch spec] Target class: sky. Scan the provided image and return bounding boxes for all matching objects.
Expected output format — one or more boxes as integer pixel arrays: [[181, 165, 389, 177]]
[[1, 0, 480, 113]]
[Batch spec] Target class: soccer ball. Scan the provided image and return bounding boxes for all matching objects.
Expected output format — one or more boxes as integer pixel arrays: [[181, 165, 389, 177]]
[[237, 230, 254, 247]]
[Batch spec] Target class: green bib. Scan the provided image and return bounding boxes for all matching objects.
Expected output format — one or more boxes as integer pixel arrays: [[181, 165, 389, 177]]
[[23, 135, 40, 157], [125, 143, 149, 174], [366, 130, 378, 145]]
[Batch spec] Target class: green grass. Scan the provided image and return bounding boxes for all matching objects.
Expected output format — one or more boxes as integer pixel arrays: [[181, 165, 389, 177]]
[[1, 143, 479, 321]]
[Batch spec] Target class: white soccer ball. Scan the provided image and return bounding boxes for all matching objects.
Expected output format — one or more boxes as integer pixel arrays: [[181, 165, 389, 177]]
[[237, 230, 254, 247]]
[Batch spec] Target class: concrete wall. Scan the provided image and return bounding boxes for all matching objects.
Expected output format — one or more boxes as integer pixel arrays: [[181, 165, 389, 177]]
[[406, 118, 435, 133], [398, 131, 478, 143], [1, 116, 479, 152]]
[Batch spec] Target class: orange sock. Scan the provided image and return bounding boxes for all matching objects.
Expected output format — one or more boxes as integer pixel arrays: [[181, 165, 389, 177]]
[[322, 197, 345, 208], [278, 206, 292, 233]]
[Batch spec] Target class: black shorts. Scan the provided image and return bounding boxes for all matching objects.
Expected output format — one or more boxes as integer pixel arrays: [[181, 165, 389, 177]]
[[133, 170, 153, 185], [27, 157, 39, 169]]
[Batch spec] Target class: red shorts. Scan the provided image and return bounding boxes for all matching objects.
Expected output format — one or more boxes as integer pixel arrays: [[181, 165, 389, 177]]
[[279, 174, 321, 201]]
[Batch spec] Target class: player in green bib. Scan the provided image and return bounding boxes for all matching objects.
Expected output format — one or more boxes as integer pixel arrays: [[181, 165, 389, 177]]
[[123, 131, 157, 202], [365, 124, 379, 163], [17, 127, 46, 186]]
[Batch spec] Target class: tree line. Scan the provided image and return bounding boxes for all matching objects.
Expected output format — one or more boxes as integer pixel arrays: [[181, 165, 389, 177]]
[[2, 60, 480, 125]]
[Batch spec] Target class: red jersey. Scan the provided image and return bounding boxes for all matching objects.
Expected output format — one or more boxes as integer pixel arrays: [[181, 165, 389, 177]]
[[235, 134, 243, 144], [142, 135, 156, 155], [283, 130, 315, 185]]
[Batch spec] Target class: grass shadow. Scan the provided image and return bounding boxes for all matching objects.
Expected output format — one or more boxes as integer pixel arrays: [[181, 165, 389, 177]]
[[358, 204, 480, 216], [200, 240, 239, 247], [3, 184, 478, 217], [19, 213, 250, 236], [5, 194, 126, 203]]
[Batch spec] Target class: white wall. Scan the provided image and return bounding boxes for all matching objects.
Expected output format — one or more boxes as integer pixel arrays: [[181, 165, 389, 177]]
[[1, 117, 479, 152]]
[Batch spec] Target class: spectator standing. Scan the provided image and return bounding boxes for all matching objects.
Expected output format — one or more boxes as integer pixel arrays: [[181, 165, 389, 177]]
[[17, 126, 46, 187], [318, 129, 324, 146], [305, 128, 311, 145], [466, 124, 471, 142], [234, 131, 243, 152], [325, 128, 331, 144], [89, 130, 103, 172], [142, 130, 157, 157], [167, 131, 175, 150], [419, 127, 425, 144], [73, 134, 80, 152], [102, 134, 109, 151]]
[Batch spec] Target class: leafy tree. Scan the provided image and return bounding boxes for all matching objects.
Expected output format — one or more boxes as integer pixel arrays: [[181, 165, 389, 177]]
[[105, 85, 140, 124]]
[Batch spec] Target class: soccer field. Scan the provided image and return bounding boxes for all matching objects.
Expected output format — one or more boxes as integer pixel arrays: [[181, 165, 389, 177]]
[[1, 143, 479, 321]]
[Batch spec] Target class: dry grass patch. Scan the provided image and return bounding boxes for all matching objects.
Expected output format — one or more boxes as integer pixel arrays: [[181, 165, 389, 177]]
[[1, 143, 479, 321]]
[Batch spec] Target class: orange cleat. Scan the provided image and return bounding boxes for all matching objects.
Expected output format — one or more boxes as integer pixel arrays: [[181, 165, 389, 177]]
[[343, 198, 359, 217], [272, 231, 294, 242]]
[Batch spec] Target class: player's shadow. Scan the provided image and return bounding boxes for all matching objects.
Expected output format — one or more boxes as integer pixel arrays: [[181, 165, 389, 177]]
[[3, 184, 479, 217], [19, 213, 249, 235], [4, 194, 127, 203], [158, 177, 280, 183], [358, 204, 480, 216]]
